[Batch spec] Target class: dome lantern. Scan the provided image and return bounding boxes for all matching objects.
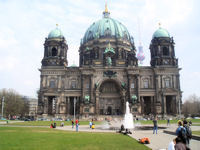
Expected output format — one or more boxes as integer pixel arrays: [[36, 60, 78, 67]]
[[103, 2, 110, 18]]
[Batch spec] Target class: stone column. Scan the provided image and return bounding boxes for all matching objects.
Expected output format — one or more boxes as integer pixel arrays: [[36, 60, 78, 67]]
[[44, 96, 48, 114], [81, 75, 84, 103], [95, 91, 100, 115], [55, 97, 59, 114], [136, 75, 140, 102], [58, 76, 61, 89], [67, 97, 70, 115], [140, 96, 144, 114], [163, 96, 166, 115], [150, 96, 154, 114], [90, 75, 94, 103], [155, 75, 159, 103]]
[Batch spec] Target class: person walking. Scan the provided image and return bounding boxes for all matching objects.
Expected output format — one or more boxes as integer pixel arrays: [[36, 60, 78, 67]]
[[167, 118, 170, 126], [176, 120, 187, 145], [89, 121, 92, 128], [174, 137, 188, 150], [75, 119, 79, 132], [183, 120, 192, 148], [72, 120, 74, 129], [153, 117, 158, 134]]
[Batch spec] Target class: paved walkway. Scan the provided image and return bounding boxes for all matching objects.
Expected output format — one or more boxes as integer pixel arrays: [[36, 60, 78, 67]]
[[56, 124, 200, 150]]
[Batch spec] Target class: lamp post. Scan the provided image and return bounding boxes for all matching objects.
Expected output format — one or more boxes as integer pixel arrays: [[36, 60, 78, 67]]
[[1, 97, 4, 119], [74, 97, 76, 122]]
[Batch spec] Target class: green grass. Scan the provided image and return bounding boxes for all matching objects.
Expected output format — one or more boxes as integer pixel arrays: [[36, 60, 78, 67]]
[[4, 121, 101, 126], [0, 127, 150, 150], [3, 119, 200, 126], [135, 119, 200, 125], [192, 131, 200, 136]]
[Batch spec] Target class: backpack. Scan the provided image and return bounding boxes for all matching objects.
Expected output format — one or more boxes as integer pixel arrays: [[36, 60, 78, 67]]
[[139, 137, 150, 144], [179, 127, 187, 144], [185, 125, 192, 139]]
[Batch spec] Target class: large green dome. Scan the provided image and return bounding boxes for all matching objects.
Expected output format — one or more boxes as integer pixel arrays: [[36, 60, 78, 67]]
[[48, 27, 64, 39], [82, 12, 131, 44], [152, 27, 170, 38]]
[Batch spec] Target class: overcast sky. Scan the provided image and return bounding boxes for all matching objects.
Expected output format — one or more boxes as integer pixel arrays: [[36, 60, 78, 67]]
[[0, 0, 199, 101]]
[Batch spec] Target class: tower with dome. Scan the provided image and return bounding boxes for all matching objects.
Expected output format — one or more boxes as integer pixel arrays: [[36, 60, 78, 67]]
[[37, 5, 182, 119]]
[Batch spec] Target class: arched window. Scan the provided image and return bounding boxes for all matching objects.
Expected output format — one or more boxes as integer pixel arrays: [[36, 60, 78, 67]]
[[123, 31, 128, 39], [88, 31, 93, 40], [50, 80, 55, 88], [165, 78, 170, 88], [163, 47, 169, 56], [52, 47, 57, 56], [104, 28, 111, 36], [143, 79, 149, 88]]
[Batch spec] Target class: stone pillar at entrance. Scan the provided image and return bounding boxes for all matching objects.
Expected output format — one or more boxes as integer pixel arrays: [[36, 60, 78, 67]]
[[44, 97, 48, 114], [163, 96, 166, 115], [140, 96, 144, 114], [95, 91, 100, 115], [55, 97, 59, 114], [150, 96, 154, 114], [67, 97, 70, 115]]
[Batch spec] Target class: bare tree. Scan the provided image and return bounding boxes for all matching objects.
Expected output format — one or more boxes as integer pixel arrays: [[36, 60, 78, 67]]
[[182, 94, 200, 117], [0, 88, 29, 118]]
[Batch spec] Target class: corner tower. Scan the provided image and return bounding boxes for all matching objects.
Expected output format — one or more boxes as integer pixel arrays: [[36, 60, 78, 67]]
[[42, 25, 68, 67], [150, 26, 178, 67]]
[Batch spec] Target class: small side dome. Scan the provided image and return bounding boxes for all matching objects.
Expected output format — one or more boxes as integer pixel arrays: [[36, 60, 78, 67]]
[[48, 27, 64, 39], [152, 27, 170, 38]]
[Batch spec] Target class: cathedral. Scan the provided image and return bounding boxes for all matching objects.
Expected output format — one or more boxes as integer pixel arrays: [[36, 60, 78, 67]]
[[37, 6, 182, 120]]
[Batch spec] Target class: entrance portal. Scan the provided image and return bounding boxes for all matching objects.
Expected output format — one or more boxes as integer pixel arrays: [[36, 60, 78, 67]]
[[166, 96, 176, 114], [143, 96, 151, 115], [99, 80, 122, 115], [48, 96, 55, 115]]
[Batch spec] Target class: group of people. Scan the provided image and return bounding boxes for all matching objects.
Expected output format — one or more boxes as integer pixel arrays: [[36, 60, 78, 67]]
[[167, 119, 192, 150], [89, 121, 95, 129], [71, 119, 79, 132], [50, 122, 56, 128], [152, 117, 192, 150], [118, 124, 132, 135]]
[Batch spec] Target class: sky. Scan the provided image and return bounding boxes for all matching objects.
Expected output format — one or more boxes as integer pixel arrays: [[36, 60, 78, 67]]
[[0, 0, 199, 101]]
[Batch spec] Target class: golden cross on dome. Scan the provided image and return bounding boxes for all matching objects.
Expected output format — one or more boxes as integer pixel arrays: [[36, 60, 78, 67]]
[[105, 1, 108, 13], [158, 22, 161, 28], [56, 24, 59, 27]]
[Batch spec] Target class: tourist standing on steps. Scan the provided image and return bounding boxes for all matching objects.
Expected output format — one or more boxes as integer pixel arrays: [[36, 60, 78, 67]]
[[153, 117, 158, 134]]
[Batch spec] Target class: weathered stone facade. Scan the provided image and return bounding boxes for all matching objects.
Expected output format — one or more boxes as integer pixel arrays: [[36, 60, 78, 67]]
[[38, 9, 182, 119]]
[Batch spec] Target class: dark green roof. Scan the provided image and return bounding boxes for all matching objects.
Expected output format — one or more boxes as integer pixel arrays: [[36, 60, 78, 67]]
[[48, 28, 64, 39], [82, 14, 131, 43], [152, 27, 170, 38]]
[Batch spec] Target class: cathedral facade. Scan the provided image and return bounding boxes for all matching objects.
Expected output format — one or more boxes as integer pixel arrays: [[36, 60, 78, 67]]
[[37, 7, 182, 119]]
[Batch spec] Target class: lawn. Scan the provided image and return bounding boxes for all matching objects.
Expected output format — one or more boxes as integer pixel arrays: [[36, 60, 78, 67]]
[[136, 119, 200, 125], [192, 131, 200, 136], [4, 120, 101, 126], [3, 119, 200, 127], [0, 127, 150, 150]]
